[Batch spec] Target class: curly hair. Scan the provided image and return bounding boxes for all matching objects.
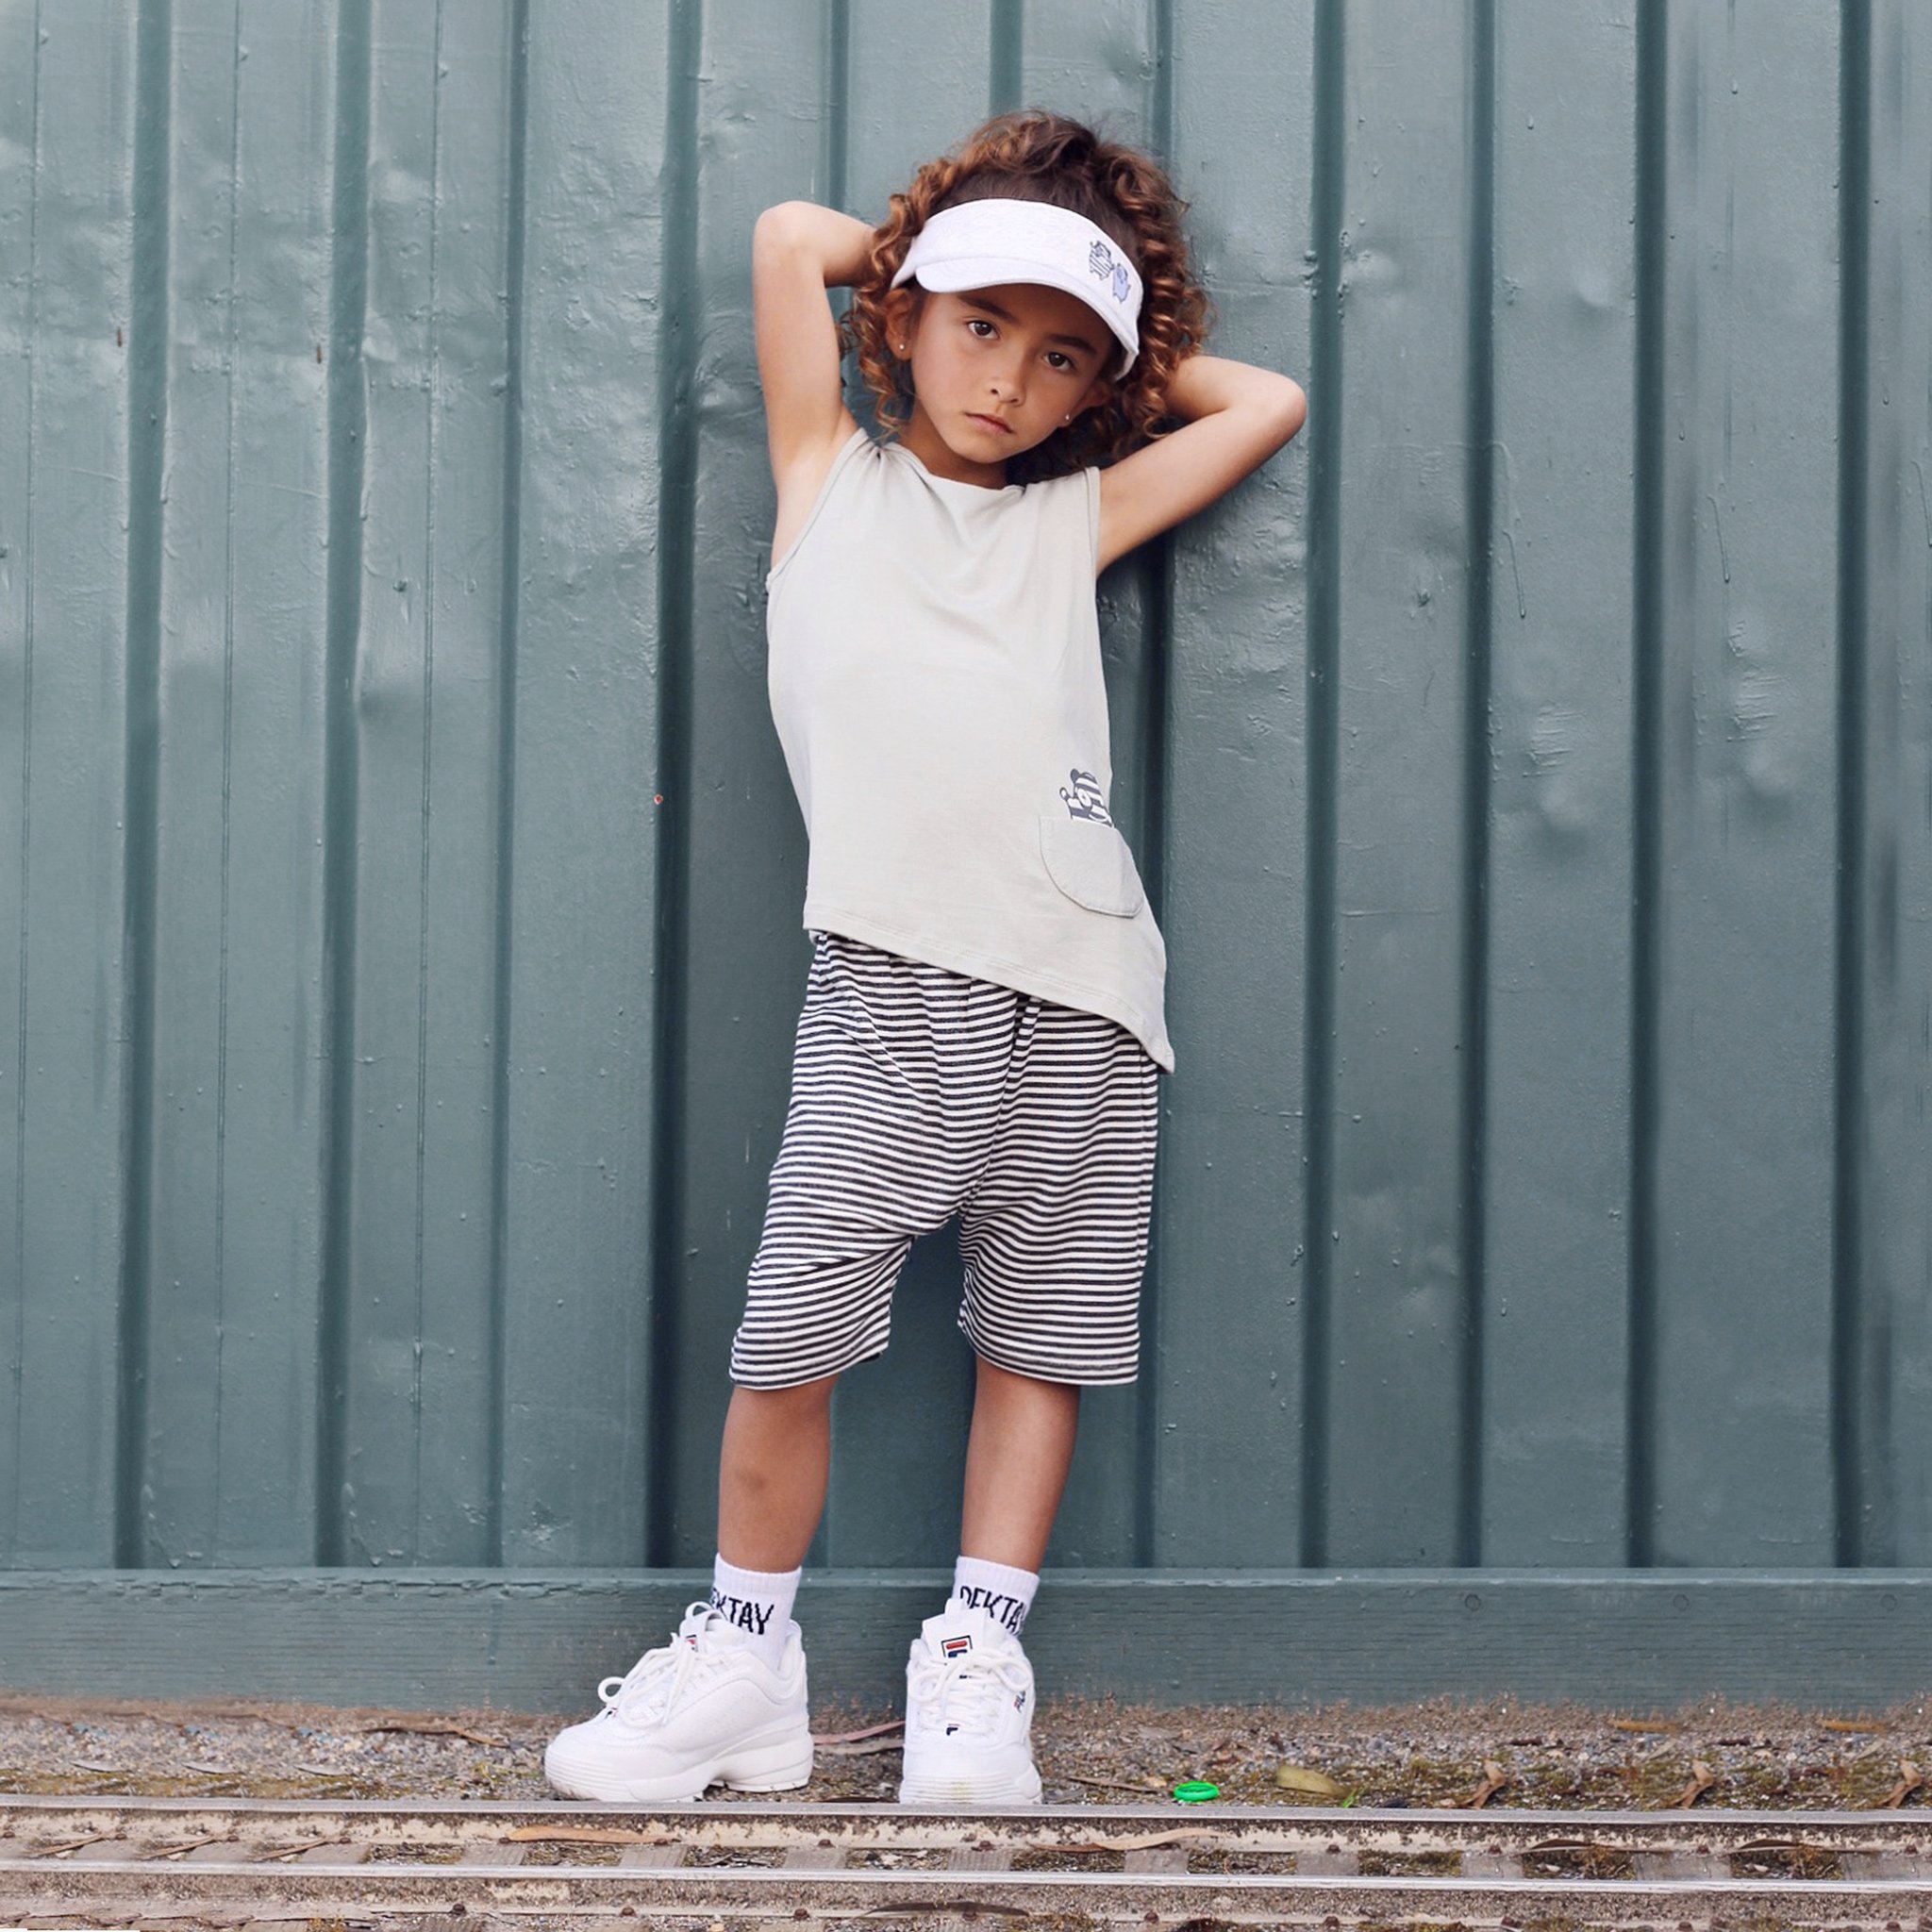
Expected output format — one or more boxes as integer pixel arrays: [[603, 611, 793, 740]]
[[838, 108, 1214, 484]]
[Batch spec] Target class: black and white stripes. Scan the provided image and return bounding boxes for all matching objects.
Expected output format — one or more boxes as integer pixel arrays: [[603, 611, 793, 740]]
[[730, 931, 1160, 1390]]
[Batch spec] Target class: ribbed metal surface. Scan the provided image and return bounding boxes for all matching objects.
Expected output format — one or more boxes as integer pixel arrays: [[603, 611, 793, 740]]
[[1, 0, 1927, 1595]]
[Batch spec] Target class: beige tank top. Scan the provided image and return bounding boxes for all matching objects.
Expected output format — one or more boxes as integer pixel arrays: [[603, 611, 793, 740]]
[[764, 425, 1172, 1072]]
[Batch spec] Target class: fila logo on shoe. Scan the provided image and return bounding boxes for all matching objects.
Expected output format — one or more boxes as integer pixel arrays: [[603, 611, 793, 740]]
[[708, 1588, 774, 1636], [941, 1634, 973, 1659], [954, 1586, 1025, 1632]]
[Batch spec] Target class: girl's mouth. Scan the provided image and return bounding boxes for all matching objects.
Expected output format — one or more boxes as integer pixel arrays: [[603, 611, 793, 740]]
[[967, 412, 1012, 435]]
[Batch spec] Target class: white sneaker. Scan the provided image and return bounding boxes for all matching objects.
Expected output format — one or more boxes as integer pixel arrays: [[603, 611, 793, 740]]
[[543, 1600, 813, 1803], [896, 1596, 1043, 1806]]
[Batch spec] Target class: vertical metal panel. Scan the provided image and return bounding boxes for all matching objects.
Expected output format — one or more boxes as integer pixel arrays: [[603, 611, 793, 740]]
[[1648, 0, 1843, 1567], [1323, 0, 1475, 1566], [1854, 0, 1932, 1567], [0, 0, 28, 1566], [330, 0, 515, 1567], [140, 0, 335, 1568], [496, 0, 667, 1568], [1148, 0, 1315, 1569], [666, 0, 832, 1571], [1481, 0, 1638, 1565], [2, 0, 1929, 1607], [3, 0, 140, 1567]]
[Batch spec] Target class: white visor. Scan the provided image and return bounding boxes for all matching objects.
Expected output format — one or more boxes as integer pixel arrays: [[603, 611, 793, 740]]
[[890, 197, 1141, 375]]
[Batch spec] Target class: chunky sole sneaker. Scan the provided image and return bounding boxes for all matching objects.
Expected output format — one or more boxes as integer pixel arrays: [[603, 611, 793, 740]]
[[544, 1601, 813, 1804], [897, 1596, 1043, 1807]]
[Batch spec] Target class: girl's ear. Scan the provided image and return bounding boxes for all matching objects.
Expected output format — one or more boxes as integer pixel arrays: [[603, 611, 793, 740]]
[[881, 285, 918, 353], [1075, 376, 1112, 418]]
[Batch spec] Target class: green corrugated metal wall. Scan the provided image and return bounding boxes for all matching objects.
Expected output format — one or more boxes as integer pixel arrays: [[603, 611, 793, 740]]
[[2, 0, 1929, 1706]]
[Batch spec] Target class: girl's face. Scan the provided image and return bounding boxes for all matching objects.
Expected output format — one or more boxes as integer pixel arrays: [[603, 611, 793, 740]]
[[883, 280, 1114, 485]]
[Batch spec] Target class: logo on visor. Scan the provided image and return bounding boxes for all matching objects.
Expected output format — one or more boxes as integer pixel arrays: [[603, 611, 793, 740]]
[[1087, 240, 1132, 305]]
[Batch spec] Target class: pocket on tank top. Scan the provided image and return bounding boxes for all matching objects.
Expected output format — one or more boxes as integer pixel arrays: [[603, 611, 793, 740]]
[[1038, 815, 1146, 918]]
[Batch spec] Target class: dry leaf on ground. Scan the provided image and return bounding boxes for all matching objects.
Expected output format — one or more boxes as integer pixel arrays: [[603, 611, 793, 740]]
[[812, 1720, 904, 1745], [1059, 1772, 1169, 1795]]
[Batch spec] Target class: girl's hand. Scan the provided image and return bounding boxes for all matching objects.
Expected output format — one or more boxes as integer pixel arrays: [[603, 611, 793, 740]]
[[1096, 353, 1305, 573], [753, 202, 872, 531]]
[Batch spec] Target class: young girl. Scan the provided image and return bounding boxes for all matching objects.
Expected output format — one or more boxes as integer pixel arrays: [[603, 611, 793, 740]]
[[545, 108, 1304, 1807]]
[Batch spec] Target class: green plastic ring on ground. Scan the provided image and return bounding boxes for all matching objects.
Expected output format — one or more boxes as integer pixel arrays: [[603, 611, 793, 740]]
[[1172, 1780, 1220, 1803]]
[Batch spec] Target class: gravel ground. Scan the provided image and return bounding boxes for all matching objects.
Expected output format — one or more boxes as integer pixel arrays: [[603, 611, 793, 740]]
[[2, 1689, 1928, 1811]]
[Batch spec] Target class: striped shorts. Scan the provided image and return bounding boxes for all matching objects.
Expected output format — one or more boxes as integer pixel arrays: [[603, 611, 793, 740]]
[[730, 929, 1161, 1389]]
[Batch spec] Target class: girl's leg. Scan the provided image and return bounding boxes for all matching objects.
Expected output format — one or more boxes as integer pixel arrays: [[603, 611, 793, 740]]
[[895, 1356, 1070, 1806], [544, 1378, 832, 1800], [958, 1356, 1080, 1574], [718, 1374, 839, 1572]]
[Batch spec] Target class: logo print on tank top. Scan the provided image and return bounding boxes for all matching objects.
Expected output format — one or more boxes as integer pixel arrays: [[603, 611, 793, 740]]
[[1059, 768, 1114, 825]]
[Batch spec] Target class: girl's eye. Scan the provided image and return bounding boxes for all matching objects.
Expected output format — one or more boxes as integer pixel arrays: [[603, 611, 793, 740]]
[[1046, 352, 1074, 371], [966, 318, 996, 339]]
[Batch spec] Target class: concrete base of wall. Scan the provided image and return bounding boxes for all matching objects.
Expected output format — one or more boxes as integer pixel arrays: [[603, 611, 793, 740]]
[[3, 1570, 1926, 1712]]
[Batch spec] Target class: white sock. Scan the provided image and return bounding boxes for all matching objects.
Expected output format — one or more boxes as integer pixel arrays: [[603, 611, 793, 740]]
[[709, 1556, 800, 1670], [951, 1555, 1039, 1637]]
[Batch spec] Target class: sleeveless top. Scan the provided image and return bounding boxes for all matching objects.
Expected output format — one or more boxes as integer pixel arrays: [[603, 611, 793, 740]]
[[763, 425, 1173, 1073]]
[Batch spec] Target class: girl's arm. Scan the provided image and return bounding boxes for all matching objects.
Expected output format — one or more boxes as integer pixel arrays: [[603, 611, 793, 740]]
[[752, 201, 869, 496], [1096, 355, 1305, 574]]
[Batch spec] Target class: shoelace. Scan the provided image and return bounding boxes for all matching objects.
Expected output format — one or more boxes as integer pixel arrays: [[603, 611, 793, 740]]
[[597, 1601, 734, 1724], [908, 1646, 1030, 1740]]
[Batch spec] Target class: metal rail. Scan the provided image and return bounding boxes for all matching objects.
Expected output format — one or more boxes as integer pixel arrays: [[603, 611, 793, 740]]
[[2, 1793, 1929, 1928]]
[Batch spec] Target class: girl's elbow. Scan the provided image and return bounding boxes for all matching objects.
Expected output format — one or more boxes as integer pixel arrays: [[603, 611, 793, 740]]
[[1266, 376, 1307, 444], [754, 200, 814, 244]]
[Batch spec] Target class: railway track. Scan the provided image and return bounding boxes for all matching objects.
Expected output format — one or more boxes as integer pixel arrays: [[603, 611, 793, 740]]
[[2, 1792, 1929, 1929]]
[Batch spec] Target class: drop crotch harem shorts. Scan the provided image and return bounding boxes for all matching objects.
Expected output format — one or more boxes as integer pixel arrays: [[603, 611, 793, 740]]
[[729, 929, 1161, 1390]]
